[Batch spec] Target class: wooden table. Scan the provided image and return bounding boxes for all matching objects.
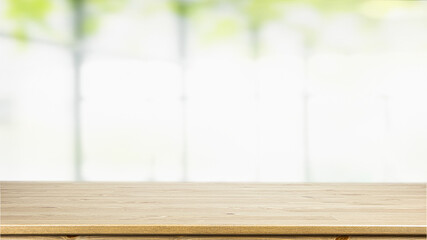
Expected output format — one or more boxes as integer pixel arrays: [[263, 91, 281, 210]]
[[1, 182, 426, 239]]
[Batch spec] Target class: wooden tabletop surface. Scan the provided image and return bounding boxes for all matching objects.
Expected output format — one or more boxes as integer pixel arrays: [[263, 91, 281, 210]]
[[1, 182, 426, 236]]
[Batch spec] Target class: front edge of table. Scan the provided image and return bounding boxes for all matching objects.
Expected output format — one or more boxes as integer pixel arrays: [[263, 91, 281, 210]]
[[1, 225, 426, 236]]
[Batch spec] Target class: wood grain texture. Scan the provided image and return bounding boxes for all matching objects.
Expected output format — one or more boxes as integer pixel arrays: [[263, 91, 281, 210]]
[[1, 182, 426, 235], [0, 236, 425, 240]]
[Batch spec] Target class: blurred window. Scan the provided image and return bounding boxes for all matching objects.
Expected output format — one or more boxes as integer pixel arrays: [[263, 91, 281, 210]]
[[0, 0, 426, 182]]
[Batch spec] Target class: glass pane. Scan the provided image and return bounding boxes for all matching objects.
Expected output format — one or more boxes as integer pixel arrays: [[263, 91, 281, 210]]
[[257, 15, 306, 181], [187, 59, 258, 181], [0, 38, 74, 180], [185, 1, 256, 181], [81, 56, 183, 181], [308, 96, 386, 182], [257, 57, 305, 182], [379, 52, 427, 182], [388, 96, 427, 182], [84, 0, 178, 60], [0, 0, 72, 43]]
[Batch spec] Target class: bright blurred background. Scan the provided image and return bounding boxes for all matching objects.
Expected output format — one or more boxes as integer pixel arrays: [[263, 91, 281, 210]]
[[0, 0, 426, 182]]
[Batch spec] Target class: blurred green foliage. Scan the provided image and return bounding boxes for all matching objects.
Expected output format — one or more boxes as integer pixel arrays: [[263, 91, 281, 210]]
[[6, 0, 51, 21], [1, 0, 418, 47], [2, 0, 127, 42], [82, 0, 127, 36], [166, 0, 373, 47], [5, 0, 52, 41]]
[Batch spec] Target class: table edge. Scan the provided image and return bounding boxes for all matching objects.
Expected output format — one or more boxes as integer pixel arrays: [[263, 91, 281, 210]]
[[1, 225, 426, 236]]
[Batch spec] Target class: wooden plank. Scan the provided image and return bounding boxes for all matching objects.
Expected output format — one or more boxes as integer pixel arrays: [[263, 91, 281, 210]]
[[0, 236, 425, 240], [1, 182, 426, 235]]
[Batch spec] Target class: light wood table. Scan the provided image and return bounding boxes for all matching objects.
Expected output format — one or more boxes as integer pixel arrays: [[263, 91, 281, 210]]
[[1, 182, 426, 239]]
